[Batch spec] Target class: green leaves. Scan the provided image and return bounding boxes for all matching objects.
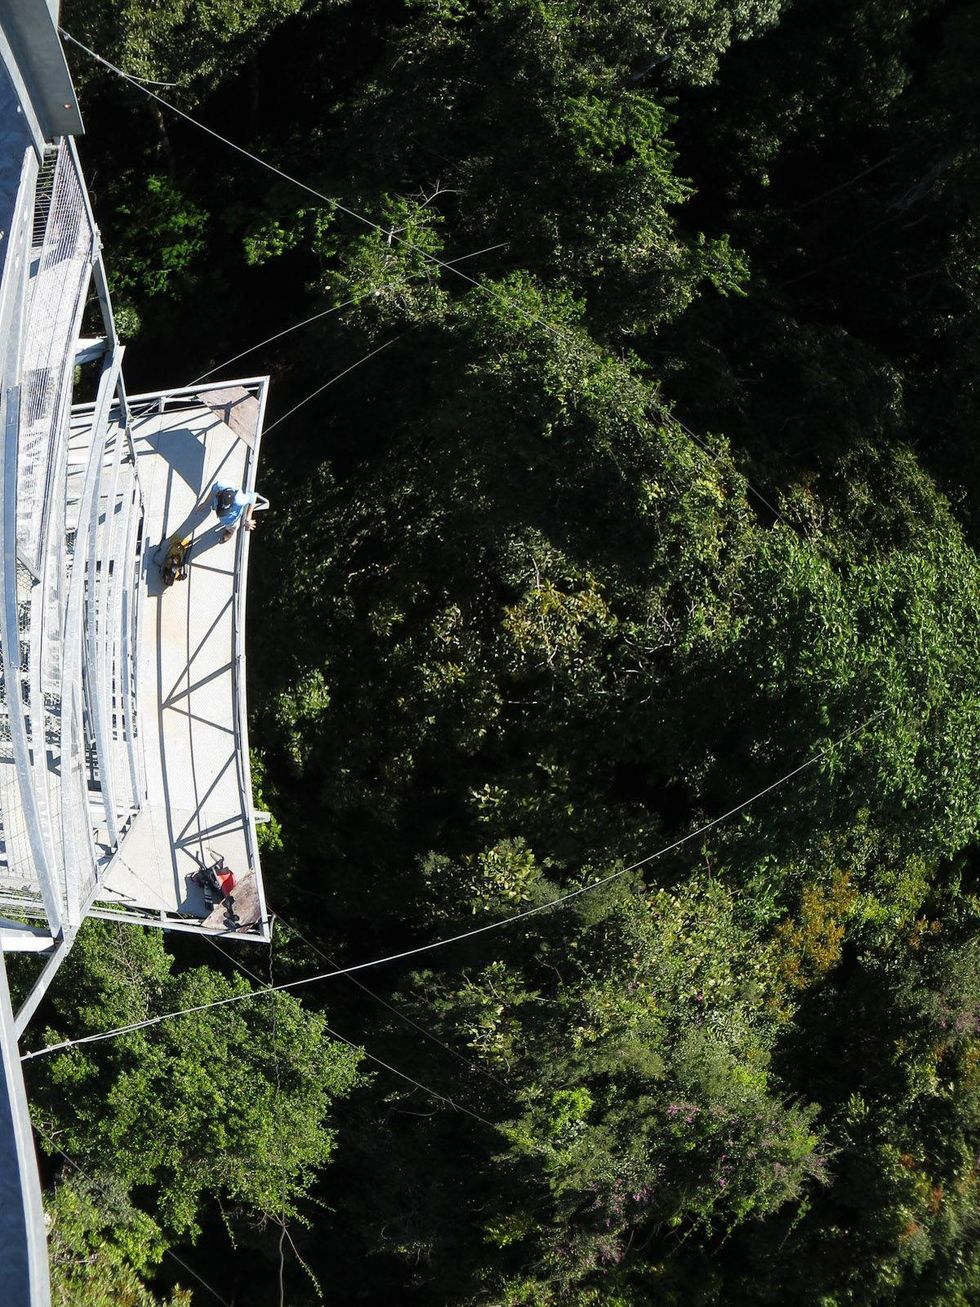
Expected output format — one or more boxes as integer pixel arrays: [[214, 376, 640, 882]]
[[111, 175, 207, 301], [47, 1173, 189, 1307], [63, 0, 980, 1299], [30, 923, 363, 1238], [686, 514, 980, 857], [65, 0, 307, 99], [421, 839, 547, 919], [407, 869, 829, 1297], [316, 192, 451, 324]]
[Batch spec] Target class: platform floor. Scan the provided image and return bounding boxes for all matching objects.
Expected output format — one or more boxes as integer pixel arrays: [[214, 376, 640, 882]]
[[95, 384, 268, 937]]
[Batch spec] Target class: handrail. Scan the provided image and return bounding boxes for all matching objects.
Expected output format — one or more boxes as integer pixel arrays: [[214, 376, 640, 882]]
[[119, 468, 142, 812], [230, 378, 269, 899], [60, 345, 123, 926], [88, 409, 124, 845], [68, 376, 269, 418], [221, 377, 271, 938], [0, 144, 64, 932]]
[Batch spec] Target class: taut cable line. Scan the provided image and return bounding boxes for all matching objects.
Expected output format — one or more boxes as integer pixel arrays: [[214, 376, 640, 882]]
[[277, 915, 509, 1087], [187, 241, 509, 387], [21, 712, 880, 1064], [204, 934, 498, 1125], [262, 333, 405, 435], [319, 1020, 497, 1127], [663, 409, 788, 525], [60, 30, 575, 346]]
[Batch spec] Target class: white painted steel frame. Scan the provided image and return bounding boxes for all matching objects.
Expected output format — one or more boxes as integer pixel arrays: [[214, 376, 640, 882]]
[[0, 143, 62, 931], [0, 149, 42, 920], [233, 377, 269, 931], [125, 470, 146, 806], [85, 413, 123, 845], [0, 952, 50, 1306], [60, 345, 122, 926]]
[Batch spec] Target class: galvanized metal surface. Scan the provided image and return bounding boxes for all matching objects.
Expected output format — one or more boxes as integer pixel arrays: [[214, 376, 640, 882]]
[[0, 140, 61, 927], [18, 139, 93, 575], [0, 951, 50, 1305], [0, 0, 83, 149]]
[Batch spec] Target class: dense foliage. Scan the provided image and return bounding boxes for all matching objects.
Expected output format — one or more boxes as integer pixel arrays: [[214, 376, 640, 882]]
[[30, 0, 980, 1301]]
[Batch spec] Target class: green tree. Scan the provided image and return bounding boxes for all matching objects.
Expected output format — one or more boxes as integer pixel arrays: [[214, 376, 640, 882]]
[[63, 0, 309, 99], [28, 922, 363, 1238], [47, 1173, 192, 1307]]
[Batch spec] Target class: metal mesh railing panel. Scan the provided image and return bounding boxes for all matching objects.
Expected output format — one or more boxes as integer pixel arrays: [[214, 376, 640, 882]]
[[0, 565, 44, 898], [18, 143, 93, 575], [109, 461, 140, 815], [0, 700, 33, 897], [0, 146, 48, 920], [38, 421, 73, 892], [67, 692, 96, 910], [68, 417, 138, 911], [85, 426, 118, 843], [30, 152, 57, 249], [54, 409, 111, 923]]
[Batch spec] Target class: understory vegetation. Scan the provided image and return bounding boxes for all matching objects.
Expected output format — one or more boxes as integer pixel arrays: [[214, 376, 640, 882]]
[[29, 0, 980, 1301]]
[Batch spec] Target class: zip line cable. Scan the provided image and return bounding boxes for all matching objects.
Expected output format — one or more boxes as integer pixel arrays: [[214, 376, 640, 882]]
[[60, 29, 575, 346], [50, 854, 505, 1126], [204, 934, 497, 1126], [189, 292, 367, 386], [128, 243, 507, 438], [51, 37, 875, 1073], [322, 1018, 497, 1127], [47, 831, 497, 1132], [20, 712, 879, 1065], [87, 793, 500, 1114], [791, 151, 898, 213], [34, 1124, 233, 1307]]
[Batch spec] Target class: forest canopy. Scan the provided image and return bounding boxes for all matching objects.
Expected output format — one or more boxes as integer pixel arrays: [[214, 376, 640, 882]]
[[32, 0, 980, 1302]]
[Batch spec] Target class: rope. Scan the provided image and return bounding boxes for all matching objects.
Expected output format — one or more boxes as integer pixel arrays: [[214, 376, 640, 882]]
[[63, 26, 792, 523], [20, 712, 878, 1064], [189, 293, 367, 386], [321, 1020, 497, 1127], [278, 916, 508, 1087], [664, 409, 789, 526]]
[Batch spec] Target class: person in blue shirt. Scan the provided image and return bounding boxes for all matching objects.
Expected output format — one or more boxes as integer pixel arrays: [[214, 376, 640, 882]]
[[210, 482, 269, 542]]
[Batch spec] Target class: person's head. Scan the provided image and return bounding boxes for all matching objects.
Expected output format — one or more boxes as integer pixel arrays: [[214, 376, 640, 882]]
[[216, 487, 235, 514]]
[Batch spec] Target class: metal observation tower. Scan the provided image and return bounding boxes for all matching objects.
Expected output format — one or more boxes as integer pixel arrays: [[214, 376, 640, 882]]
[[0, 3, 270, 1299]]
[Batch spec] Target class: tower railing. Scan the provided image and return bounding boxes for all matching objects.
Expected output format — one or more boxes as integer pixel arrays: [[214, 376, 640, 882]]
[[18, 138, 93, 577], [0, 133, 145, 938], [0, 142, 60, 931]]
